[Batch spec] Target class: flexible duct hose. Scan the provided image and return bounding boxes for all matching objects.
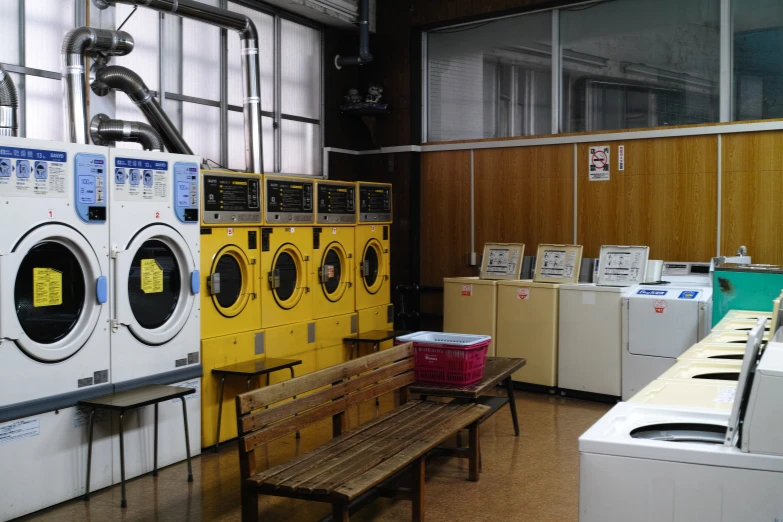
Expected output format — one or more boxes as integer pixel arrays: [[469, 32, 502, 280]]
[[61, 27, 134, 144], [90, 114, 164, 151], [0, 64, 19, 137], [92, 65, 193, 155]]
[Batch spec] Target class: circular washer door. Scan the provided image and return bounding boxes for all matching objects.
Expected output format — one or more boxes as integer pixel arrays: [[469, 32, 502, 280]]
[[319, 242, 348, 303], [3, 224, 103, 362], [361, 239, 386, 294], [117, 225, 195, 346], [210, 245, 253, 318], [270, 243, 306, 310]]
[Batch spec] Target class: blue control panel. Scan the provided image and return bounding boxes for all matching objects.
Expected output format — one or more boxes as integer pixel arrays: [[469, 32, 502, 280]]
[[74, 153, 107, 223], [174, 162, 199, 223]]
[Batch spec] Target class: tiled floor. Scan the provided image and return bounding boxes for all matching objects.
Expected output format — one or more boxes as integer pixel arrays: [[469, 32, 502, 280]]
[[19, 392, 610, 522]]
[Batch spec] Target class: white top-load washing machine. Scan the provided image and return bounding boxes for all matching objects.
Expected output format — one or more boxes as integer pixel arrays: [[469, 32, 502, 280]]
[[579, 320, 783, 522], [558, 245, 649, 398], [109, 149, 201, 385], [0, 137, 111, 417], [621, 261, 713, 400]]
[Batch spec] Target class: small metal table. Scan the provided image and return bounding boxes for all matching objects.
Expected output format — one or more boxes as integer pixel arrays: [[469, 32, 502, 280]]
[[80, 384, 196, 508], [211, 357, 302, 451], [410, 357, 527, 436], [343, 330, 410, 359]]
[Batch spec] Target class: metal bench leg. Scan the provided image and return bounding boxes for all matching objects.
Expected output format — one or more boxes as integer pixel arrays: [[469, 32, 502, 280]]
[[246, 377, 252, 391], [215, 376, 226, 453], [506, 377, 520, 437], [333, 503, 349, 522], [374, 343, 380, 408], [289, 367, 300, 439], [413, 456, 425, 522], [119, 412, 127, 508], [84, 408, 95, 501], [153, 403, 159, 476], [468, 421, 480, 482], [181, 397, 193, 482]]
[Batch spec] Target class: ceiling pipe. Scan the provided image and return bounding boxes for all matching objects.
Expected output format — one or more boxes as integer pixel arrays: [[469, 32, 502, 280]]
[[92, 64, 194, 155], [90, 113, 165, 151], [335, 0, 373, 68], [93, 0, 264, 174], [62, 27, 134, 144], [0, 65, 19, 137]]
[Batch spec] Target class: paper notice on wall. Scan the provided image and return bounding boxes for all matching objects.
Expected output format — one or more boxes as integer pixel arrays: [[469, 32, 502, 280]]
[[33, 268, 62, 307], [485, 248, 521, 278], [714, 386, 736, 404], [0, 418, 40, 445], [170, 379, 201, 404], [618, 145, 625, 171], [539, 249, 577, 280], [141, 259, 164, 294], [588, 145, 611, 181], [602, 250, 645, 283]]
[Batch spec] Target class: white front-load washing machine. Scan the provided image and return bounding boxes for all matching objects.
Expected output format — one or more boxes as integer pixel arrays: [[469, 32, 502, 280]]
[[108, 149, 201, 482], [0, 137, 114, 519]]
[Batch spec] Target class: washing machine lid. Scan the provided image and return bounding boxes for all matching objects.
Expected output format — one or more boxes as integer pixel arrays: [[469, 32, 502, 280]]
[[114, 224, 197, 346], [725, 318, 766, 447], [629, 379, 737, 410], [0, 223, 106, 362]]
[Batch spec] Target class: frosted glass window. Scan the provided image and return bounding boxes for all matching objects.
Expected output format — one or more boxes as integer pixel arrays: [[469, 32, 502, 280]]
[[228, 111, 273, 172], [164, 14, 183, 95], [281, 120, 320, 175], [561, 0, 720, 132], [26, 0, 76, 72], [227, 3, 273, 111], [26, 77, 63, 142], [164, 98, 184, 134], [0, 1, 20, 65], [427, 11, 552, 142], [114, 5, 160, 91], [281, 19, 321, 119], [733, 0, 783, 120], [182, 103, 219, 163], [182, 0, 220, 101]]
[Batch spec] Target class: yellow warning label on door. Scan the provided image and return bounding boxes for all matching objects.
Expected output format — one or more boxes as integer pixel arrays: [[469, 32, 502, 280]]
[[141, 259, 164, 294], [33, 268, 63, 307]]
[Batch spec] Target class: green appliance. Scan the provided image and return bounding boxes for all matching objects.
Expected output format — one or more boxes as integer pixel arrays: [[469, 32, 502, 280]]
[[712, 264, 783, 326]]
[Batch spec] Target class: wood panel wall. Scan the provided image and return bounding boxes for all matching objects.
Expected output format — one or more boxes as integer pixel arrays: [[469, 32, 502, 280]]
[[722, 131, 783, 265]]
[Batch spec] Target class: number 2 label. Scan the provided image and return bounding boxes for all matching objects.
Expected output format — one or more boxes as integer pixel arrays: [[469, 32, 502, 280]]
[[155, 211, 160, 219]]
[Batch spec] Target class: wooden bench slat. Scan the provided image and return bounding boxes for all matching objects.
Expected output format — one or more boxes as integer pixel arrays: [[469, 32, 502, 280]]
[[241, 359, 415, 432], [279, 403, 451, 493], [262, 402, 441, 489], [237, 343, 414, 414], [330, 404, 490, 501], [241, 372, 415, 452], [299, 402, 471, 495], [246, 401, 422, 486]]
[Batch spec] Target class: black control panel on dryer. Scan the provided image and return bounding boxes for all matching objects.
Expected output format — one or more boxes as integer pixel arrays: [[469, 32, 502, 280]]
[[265, 177, 314, 223], [317, 182, 356, 224], [358, 183, 392, 223]]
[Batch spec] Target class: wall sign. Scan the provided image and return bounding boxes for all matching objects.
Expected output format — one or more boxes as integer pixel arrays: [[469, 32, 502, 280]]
[[589, 145, 611, 181]]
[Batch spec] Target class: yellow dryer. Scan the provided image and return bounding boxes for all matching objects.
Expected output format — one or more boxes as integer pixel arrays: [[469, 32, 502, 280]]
[[313, 180, 356, 320], [261, 175, 314, 329], [199, 170, 264, 448], [355, 182, 392, 311]]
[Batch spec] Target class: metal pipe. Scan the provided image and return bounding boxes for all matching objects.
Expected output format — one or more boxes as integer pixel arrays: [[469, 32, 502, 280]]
[[92, 65, 193, 154], [90, 113, 165, 151], [0, 64, 19, 137], [335, 0, 373, 67], [94, 0, 263, 173], [62, 27, 134, 144]]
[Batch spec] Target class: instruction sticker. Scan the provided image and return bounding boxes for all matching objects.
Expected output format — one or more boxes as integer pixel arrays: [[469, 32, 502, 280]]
[[714, 386, 736, 404], [517, 287, 530, 300], [170, 379, 200, 404], [113, 157, 169, 202], [461, 284, 473, 297], [539, 249, 577, 280], [602, 250, 645, 283], [141, 259, 164, 294], [0, 418, 40, 445], [588, 145, 610, 181], [618, 145, 625, 171], [0, 146, 68, 198], [485, 248, 521, 278], [33, 268, 62, 307]]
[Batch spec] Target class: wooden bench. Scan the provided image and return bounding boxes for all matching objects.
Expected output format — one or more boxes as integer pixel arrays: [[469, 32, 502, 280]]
[[235, 342, 490, 522]]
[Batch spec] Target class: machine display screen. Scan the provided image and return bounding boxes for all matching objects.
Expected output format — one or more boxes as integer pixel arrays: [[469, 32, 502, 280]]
[[359, 184, 391, 213], [318, 183, 355, 215], [203, 174, 260, 213], [266, 179, 313, 213]]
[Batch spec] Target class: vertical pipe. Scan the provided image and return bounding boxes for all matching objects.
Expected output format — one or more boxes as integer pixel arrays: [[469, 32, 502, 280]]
[[470, 149, 475, 265], [716, 134, 722, 257], [18, 0, 25, 137], [219, 0, 228, 167], [720, 0, 732, 122], [573, 143, 578, 244], [159, 12, 166, 109], [421, 31, 428, 144], [274, 14, 282, 173], [510, 65, 518, 137], [551, 9, 561, 134]]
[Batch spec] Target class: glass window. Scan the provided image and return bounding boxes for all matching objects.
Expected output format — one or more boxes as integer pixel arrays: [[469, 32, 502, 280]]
[[182, 103, 220, 165], [733, 0, 783, 120], [561, 0, 720, 132], [227, 3, 274, 111], [281, 120, 321, 175], [427, 11, 552, 142], [26, 77, 63, 142], [0, 1, 20, 65], [25, 0, 75, 72], [228, 111, 273, 172], [281, 19, 322, 120], [181, 0, 221, 100]]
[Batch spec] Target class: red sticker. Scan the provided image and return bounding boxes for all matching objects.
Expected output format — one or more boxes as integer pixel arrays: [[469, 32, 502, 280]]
[[654, 300, 667, 314], [461, 284, 473, 297], [517, 288, 530, 300]]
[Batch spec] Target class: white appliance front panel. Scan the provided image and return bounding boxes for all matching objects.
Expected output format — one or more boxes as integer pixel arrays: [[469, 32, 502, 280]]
[[627, 289, 706, 358], [622, 353, 677, 400]]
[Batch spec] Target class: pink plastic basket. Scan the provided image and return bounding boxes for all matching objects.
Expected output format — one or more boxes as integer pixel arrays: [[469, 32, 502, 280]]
[[396, 332, 491, 386]]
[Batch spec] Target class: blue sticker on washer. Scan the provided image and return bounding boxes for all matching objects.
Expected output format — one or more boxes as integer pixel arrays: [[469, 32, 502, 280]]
[[678, 291, 699, 299], [637, 289, 668, 296], [173, 162, 199, 223], [74, 153, 107, 223]]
